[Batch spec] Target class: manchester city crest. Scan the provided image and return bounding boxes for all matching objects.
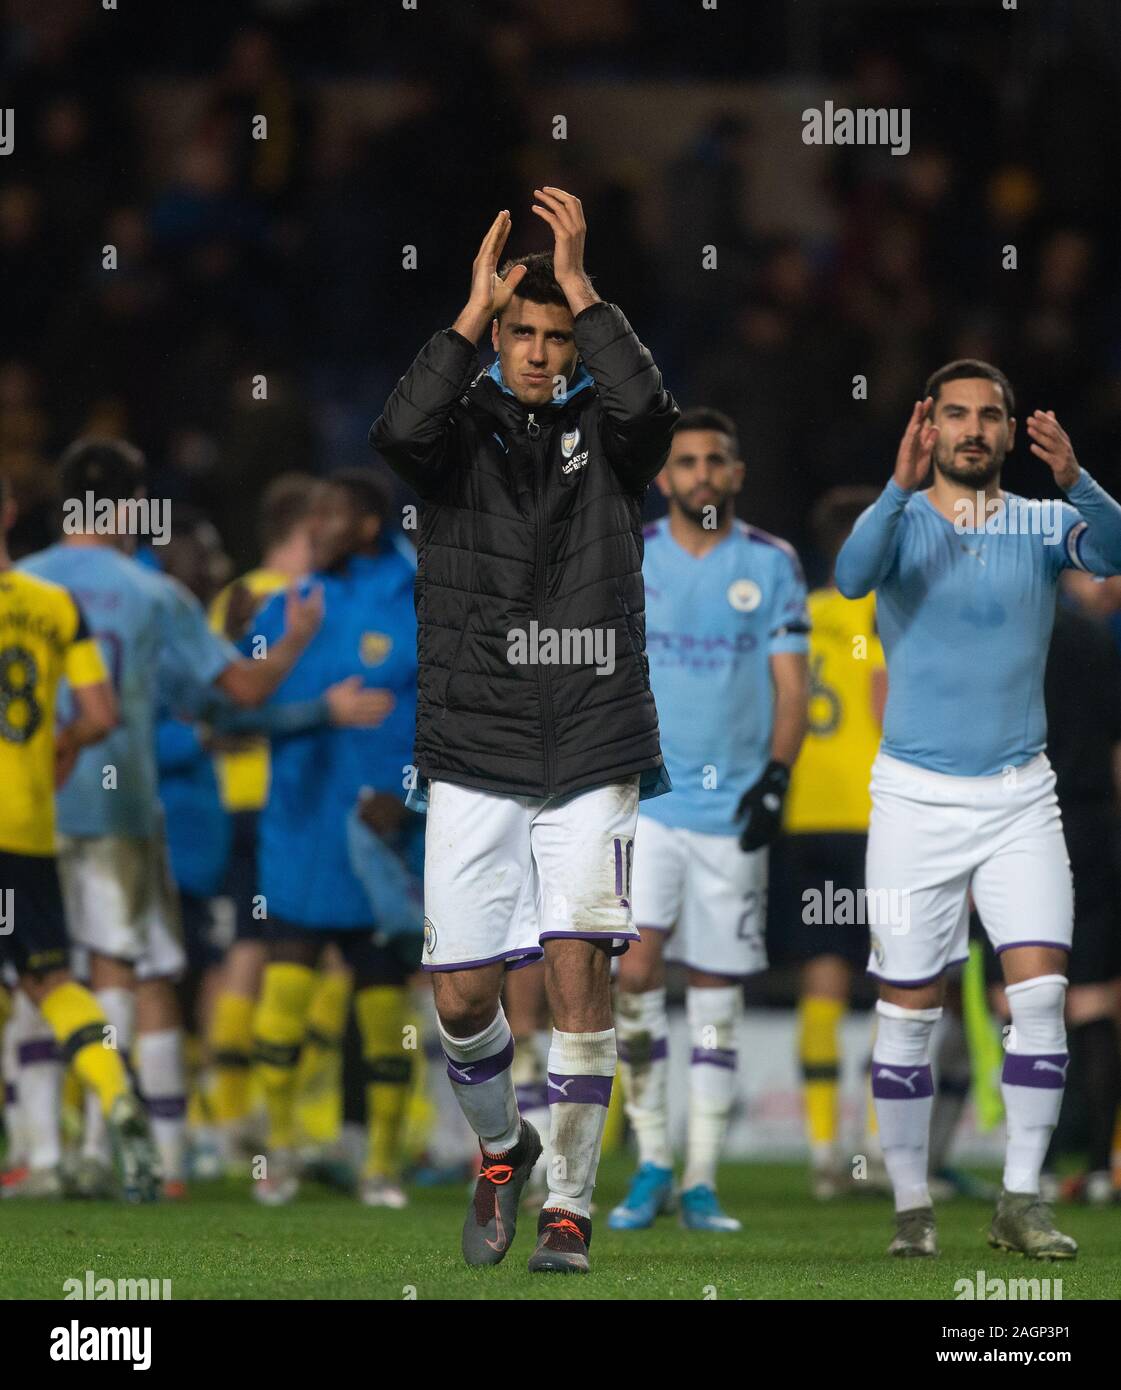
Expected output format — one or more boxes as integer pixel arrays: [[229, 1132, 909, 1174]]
[[561, 428, 580, 460], [727, 579, 762, 612]]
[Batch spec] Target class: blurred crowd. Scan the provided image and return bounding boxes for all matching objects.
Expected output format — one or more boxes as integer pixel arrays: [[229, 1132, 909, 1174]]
[[4, 0, 1121, 576]]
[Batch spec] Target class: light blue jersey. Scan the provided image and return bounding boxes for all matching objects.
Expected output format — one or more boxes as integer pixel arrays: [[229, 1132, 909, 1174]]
[[640, 517, 810, 834], [19, 544, 238, 837], [835, 471, 1121, 775]]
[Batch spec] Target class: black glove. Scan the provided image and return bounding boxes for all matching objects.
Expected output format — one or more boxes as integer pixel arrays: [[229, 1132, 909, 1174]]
[[735, 760, 790, 852]]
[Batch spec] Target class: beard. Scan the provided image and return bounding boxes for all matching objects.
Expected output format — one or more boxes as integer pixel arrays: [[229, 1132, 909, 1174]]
[[933, 442, 1004, 488]]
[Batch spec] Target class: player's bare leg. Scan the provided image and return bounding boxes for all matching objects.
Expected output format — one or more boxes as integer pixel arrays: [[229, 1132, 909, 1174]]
[[988, 945, 1077, 1259], [610, 925, 675, 1229], [528, 938, 615, 1272], [432, 963, 542, 1267], [874, 977, 945, 1256]]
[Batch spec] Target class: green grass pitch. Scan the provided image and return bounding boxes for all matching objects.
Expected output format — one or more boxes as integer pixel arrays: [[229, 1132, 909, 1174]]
[[1, 1158, 1117, 1300]]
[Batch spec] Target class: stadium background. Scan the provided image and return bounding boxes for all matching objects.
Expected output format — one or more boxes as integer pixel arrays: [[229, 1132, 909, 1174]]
[[3, 0, 1120, 1167]]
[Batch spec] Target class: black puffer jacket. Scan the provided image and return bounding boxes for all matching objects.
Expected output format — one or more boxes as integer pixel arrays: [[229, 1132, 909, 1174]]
[[371, 300, 679, 799]]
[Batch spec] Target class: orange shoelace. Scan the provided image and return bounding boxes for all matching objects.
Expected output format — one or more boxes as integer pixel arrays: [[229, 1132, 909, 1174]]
[[480, 1163, 514, 1186], [545, 1218, 585, 1240]]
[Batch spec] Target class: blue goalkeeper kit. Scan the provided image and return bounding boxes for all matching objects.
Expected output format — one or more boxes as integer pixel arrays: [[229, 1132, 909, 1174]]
[[245, 541, 419, 929]]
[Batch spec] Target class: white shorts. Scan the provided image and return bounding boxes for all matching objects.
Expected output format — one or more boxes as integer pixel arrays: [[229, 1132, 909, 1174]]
[[630, 815, 768, 977], [421, 776, 640, 972], [57, 825, 186, 981], [865, 751, 1073, 986]]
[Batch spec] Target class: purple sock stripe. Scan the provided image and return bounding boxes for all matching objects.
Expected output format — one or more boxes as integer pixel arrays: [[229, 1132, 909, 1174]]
[[145, 1095, 188, 1120], [546, 1072, 613, 1106], [443, 1034, 515, 1086], [1002, 1052, 1069, 1088], [871, 1062, 934, 1099], [514, 1082, 549, 1111], [614, 837, 623, 897], [617, 1036, 668, 1064], [17, 1039, 60, 1065], [4, 1082, 15, 1104], [690, 1046, 737, 1070]]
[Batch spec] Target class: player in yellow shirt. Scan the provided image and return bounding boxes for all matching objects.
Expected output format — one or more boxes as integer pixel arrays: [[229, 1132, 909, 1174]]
[[780, 487, 886, 1198], [203, 474, 318, 1161], [0, 474, 160, 1200]]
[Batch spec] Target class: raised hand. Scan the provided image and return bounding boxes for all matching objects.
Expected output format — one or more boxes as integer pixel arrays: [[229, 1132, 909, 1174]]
[[453, 211, 528, 341], [531, 187, 599, 313], [893, 397, 939, 491], [1026, 410, 1080, 490]]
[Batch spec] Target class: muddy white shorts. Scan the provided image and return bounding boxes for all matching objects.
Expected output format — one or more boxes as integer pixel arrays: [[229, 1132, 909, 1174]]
[[57, 822, 186, 980], [421, 776, 640, 972], [865, 750, 1072, 987], [630, 814, 768, 977]]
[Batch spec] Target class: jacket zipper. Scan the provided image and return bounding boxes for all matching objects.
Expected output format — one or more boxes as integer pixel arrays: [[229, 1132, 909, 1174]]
[[527, 411, 556, 792]]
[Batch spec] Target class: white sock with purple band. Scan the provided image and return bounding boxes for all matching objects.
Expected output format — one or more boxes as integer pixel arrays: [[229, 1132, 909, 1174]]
[[437, 1006, 521, 1155], [511, 1035, 551, 1179], [83, 987, 136, 1163], [137, 1029, 187, 1183], [545, 1028, 616, 1218], [871, 1000, 941, 1213], [615, 986, 670, 1169], [14, 991, 62, 1170], [1001, 975, 1069, 1194], [683, 985, 741, 1191]]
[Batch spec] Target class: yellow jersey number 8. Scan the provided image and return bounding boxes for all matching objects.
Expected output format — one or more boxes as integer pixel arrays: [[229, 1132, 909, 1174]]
[[0, 645, 42, 743]]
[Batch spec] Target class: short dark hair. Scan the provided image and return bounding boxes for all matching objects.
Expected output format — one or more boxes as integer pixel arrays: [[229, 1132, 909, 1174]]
[[924, 359, 1016, 419], [672, 407, 740, 457], [58, 437, 145, 504], [810, 485, 881, 564], [258, 472, 314, 554], [323, 468, 391, 523], [495, 252, 570, 320]]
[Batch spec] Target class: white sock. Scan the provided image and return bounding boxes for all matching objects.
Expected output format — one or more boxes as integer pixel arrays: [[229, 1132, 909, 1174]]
[[437, 1006, 520, 1155], [83, 987, 136, 1163], [615, 987, 670, 1170], [1001, 975, 1068, 1195], [417, 988, 475, 1168], [929, 1009, 971, 1173], [545, 1028, 616, 1219], [2, 1013, 25, 1166], [14, 991, 62, 1170], [511, 1035, 550, 1181], [871, 1000, 940, 1212], [137, 1028, 187, 1183], [683, 986, 741, 1192]]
